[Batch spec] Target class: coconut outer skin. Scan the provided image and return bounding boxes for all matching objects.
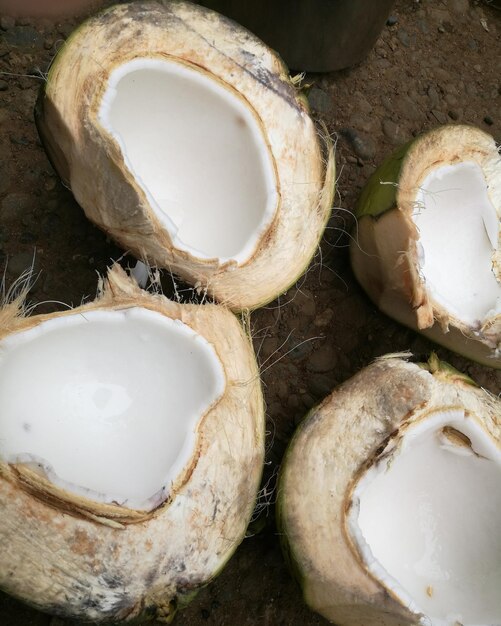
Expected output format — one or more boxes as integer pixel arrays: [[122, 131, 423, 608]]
[[277, 354, 501, 626], [35, 0, 335, 312], [350, 124, 501, 368], [0, 266, 265, 623]]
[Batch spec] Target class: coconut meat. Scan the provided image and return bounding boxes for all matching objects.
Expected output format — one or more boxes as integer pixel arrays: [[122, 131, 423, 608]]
[[413, 161, 501, 326], [98, 58, 278, 264], [348, 409, 501, 626], [0, 307, 225, 511]]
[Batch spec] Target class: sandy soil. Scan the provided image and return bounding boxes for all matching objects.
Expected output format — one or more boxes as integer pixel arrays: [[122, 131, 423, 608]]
[[0, 0, 500, 624]]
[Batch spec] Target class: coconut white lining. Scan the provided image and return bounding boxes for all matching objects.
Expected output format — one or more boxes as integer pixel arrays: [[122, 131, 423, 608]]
[[349, 409, 501, 626], [413, 161, 501, 326], [98, 58, 278, 264], [0, 307, 225, 511]]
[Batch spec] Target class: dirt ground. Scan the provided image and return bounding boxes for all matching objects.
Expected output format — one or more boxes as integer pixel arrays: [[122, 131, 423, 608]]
[[1, 0, 500, 624]]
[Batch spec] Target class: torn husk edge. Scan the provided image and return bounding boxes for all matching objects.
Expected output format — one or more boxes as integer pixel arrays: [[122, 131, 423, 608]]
[[36, 0, 335, 311], [277, 354, 500, 625], [0, 265, 265, 623], [351, 124, 501, 367]]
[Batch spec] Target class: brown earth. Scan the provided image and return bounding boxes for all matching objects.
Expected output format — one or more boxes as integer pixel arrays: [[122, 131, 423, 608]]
[[0, 0, 500, 625]]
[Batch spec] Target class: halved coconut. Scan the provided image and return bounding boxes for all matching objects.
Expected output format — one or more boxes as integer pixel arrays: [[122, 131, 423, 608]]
[[278, 354, 501, 626], [0, 266, 264, 623], [35, 0, 335, 311], [350, 125, 501, 367]]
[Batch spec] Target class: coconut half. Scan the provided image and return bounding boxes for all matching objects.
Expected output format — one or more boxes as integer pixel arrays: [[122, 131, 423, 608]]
[[35, 0, 335, 311], [277, 354, 501, 626], [350, 125, 501, 367], [0, 266, 264, 623]]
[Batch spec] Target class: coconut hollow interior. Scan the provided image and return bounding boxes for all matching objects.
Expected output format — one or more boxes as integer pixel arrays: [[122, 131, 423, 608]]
[[98, 58, 279, 264], [413, 161, 501, 326], [348, 409, 501, 626], [0, 307, 225, 511]]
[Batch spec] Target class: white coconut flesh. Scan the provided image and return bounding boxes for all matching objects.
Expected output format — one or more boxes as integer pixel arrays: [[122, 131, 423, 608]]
[[348, 409, 501, 626], [98, 58, 278, 264], [413, 161, 501, 326], [0, 307, 225, 511]]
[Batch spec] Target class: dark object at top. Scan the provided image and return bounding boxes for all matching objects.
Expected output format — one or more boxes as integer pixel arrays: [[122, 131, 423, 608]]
[[197, 0, 395, 72]]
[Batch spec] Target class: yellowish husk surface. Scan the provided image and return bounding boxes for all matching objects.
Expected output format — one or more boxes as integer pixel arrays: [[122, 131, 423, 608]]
[[36, 0, 335, 311], [350, 125, 501, 367], [277, 355, 501, 626], [0, 266, 265, 623]]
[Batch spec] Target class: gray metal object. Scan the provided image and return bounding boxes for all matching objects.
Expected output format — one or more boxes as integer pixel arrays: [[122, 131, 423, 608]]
[[197, 0, 395, 72]]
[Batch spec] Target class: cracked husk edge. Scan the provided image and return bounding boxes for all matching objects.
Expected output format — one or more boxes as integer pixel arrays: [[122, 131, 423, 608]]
[[36, 0, 334, 311], [350, 124, 501, 367], [277, 355, 501, 626], [0, 265, 265, 623]]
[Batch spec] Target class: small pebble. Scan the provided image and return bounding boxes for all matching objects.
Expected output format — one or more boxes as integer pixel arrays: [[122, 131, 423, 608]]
[[10, 136, 29, 146], [431, 109, 448, 124], [341, 128, 376, 161], [260, 337, 280, 360], [434, 67, 452, 82], [1, 192, 33, 220], [20, 231, 38, 244], [288, 338, 314, 361], [306, 344, 337, 373], [484, 115, 494, 126], [44, 177, 57, 191], [301, 393, 316, 410], [0, 80, 8, 92], [58, 23, 75, 39], [349, 112, 374, 134], [382, 119, 407, 145], [445, 93, 458, 107], [287, 394, 300, 410], [0, 16, 15, 30], [7, 251, 40, 277], [395, 95, 422, 122], [427, 85, 440, 109], [466, 83, 477, 96], [448, 0, 470, 13], [308, 374, 333, 399], [353, 91, 373, 115], [41, 212, 61, 236], [0, 161, 11, 195], [417, 18, 430, 34], [397, 30, 411, 47], [2, 25, 43, 48], [386, 15, 398, 26], [375, 58, 391, 71], [307, 86, 335, 116]]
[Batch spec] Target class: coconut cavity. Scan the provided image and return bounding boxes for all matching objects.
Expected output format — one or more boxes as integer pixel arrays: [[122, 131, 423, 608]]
[[413, 161, 501, 325], [98, 58, 278, 263], [0, 308, 225, 511], [349, 409, 501, 626]]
